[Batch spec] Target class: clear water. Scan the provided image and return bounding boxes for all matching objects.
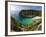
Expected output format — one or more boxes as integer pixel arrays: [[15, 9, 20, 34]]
[[21, 18, 33, 25], [15, 16, 33, 26]]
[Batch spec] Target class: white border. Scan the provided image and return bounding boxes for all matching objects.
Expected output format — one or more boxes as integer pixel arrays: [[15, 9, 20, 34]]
[[8, 2, 44, 35]]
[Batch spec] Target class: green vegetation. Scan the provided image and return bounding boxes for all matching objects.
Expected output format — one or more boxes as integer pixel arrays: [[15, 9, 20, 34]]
[[11, 16, 42, 31], [11, 10, 42, 32]]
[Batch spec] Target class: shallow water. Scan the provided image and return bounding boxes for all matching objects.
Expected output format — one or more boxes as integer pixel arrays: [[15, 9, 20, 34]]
[[21, 18, 33, 25], [15, 16, 33, 26]]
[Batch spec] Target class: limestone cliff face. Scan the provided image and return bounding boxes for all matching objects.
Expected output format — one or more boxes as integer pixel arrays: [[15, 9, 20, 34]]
[[19, 10, 41, 18]]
